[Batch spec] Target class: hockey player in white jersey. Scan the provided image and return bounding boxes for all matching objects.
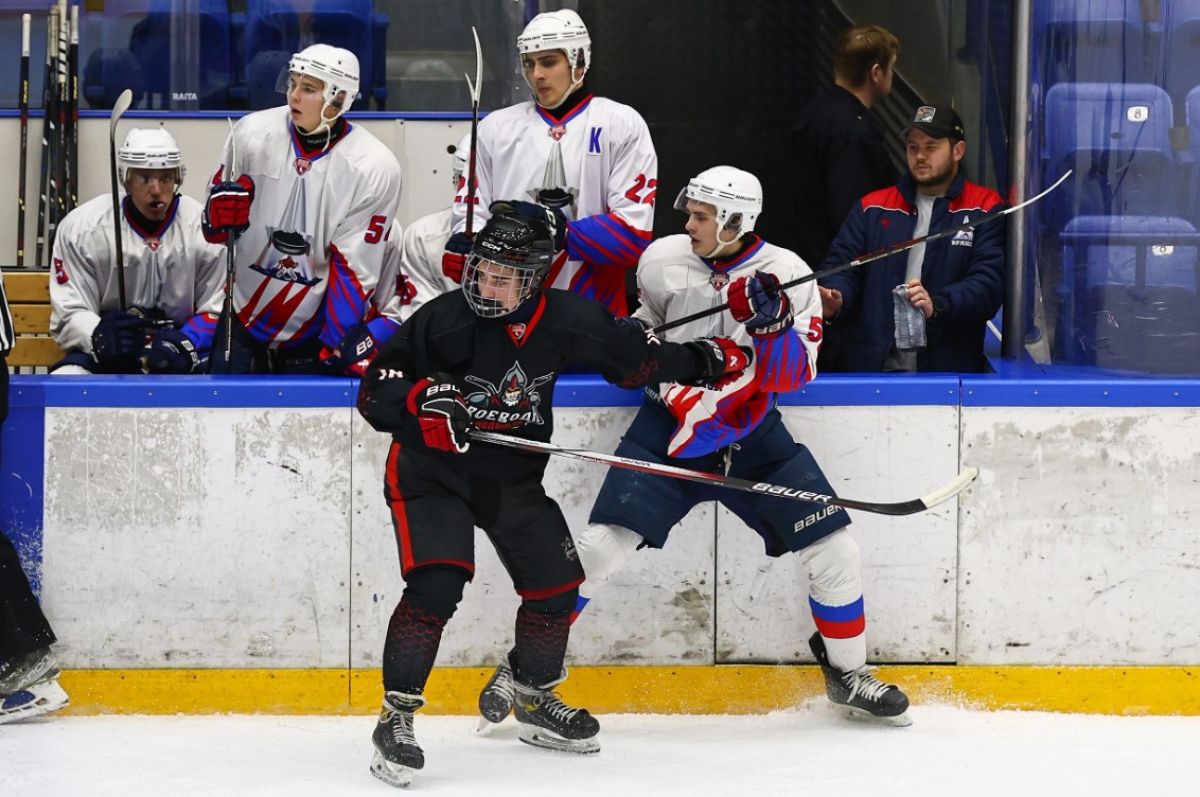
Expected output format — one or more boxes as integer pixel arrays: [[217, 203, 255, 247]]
[[49, 127, 225, 375], [376, 133, 471, 324], [203, 43, 402, 375], [478, 166, 912, 728], [444, 9, 656, 317]]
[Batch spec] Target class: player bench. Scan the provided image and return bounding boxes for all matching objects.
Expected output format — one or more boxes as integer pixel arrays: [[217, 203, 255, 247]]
[[2, 268, 63, 369]]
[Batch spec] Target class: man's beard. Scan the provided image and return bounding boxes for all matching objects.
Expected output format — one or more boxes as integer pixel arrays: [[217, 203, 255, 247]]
[[914, 161, 954, 188]]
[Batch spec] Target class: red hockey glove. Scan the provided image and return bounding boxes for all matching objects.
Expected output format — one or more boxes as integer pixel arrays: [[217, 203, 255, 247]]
[[728, 270, 793, 336], [684, 336, 753, 390], [442, 232, 473, 283], [407, 374, 473, 454], [203, 175, 255, 243]]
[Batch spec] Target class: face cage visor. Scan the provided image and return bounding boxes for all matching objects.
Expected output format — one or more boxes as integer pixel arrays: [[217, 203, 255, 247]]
[[462, 255, 545, 318]]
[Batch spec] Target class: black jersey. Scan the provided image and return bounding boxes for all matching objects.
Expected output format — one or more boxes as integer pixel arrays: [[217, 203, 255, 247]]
[[358, 288, 706, 480]]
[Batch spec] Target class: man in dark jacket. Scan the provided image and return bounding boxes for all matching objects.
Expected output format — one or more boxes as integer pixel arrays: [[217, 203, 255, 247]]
[[791, 25, 900, 370], [819, 104, 1005, 373]]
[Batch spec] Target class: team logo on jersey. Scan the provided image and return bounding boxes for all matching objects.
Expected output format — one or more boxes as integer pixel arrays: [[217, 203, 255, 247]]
[[463, 362, 554, 430], [52, 257, 68, 285], [146, 238, 161, 251], [548, 124, 567, 141], [951, 216, 974, 247], [507, 322, 527, 341], [709, 271, 730, 290], [294, 158, 313, 175]]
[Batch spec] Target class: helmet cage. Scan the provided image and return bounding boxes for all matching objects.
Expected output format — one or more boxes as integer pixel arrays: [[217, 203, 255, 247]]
[[462, 214, 555, 318]]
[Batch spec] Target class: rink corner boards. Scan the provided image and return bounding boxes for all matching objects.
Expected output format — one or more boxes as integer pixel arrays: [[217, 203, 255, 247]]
[[52, 665, 1200, 717]]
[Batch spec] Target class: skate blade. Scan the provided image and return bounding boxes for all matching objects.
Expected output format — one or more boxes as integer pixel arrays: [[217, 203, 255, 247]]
[[476, 714, 508, 734], [0, 680, 69, 725], [370, 750, 417, 788], [841, 704, 913, 727], [517, 723, 600, 754]]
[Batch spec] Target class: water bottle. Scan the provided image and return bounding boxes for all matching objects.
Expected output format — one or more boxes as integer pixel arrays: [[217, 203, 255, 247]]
[[893, 284, 926, 350]]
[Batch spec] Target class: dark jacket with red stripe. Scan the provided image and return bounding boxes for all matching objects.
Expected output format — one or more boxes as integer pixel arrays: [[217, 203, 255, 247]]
[[819, 170, 1005, 373], [357, 288, 708, 481]]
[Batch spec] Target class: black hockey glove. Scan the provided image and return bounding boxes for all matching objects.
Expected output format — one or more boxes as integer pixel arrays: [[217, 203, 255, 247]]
[[144, 328, 202, 374], [407, 373, 473, 454], [91, 310, 154, 364], [728, 270, 793, 336], [490, 199, 568, 251], [442, 232, 473, 283], [536, 187, 575, 211], [683, 336, 753, 390]]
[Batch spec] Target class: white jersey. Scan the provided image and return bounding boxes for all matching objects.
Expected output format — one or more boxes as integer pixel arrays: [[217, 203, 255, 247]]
[[378, 208, 457, 324], [49, 193, 226, 356], [635, 234, 824, 458], [451, 94, 656, 316], [216, 107, 402, 348]]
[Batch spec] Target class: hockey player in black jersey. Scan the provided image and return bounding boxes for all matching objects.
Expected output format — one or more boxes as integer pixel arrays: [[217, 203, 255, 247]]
[[356, 201, 751, 788]]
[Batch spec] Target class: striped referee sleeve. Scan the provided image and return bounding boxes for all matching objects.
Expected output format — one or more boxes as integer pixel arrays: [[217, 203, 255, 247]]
[[0, 271, 15, 355]]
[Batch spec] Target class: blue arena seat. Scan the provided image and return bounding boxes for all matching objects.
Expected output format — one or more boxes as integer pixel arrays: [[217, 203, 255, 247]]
[[1042, 82, 1179, 231], [1185, 85, 1200, 223], [1055, 215, 1200, 373], [1035, 0, 1161, 89], [243, 0, 388, 110], [81, 49, 144, 110], [80, 0, 234, 109], [1163, 0, 1200, 108]]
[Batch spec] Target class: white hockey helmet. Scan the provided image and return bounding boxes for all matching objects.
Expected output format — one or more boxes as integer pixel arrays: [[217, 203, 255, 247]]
[[452, 132, 473, 187], [674, 166, 763, 237], [118, 127, 185, 190], [517, 9, 591, 106], [281, 44, 361, 131]]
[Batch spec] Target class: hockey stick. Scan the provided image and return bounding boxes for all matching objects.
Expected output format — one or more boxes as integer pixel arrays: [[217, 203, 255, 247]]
[[16, 14, 30, 266], [218, 117, 238, 370], [35, 7, 56, 265], [67, 2, 78, 213], [470, 430, 978, 516], [654, 169, 1073, 334], [108, 88, 133, 308], [463, 26, 482, 236]]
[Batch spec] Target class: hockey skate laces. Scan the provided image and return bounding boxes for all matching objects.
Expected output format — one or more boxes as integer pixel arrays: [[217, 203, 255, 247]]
[[842, 666, 892, 703], [384, 709, 417, 746], [537, 691, 583, 723]]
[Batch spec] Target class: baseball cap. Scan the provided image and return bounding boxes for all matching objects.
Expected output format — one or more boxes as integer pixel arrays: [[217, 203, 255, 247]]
[[904, 104, 965, 141]]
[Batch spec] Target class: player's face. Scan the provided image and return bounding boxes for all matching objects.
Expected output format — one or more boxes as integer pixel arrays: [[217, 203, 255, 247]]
[[475, 259, 525, 311], [124, 168, 178, 220], [522, 50, 580, 108], [287, 74, 329, 133], [684, 200, 735, 257], [905, 129, 965, 194]]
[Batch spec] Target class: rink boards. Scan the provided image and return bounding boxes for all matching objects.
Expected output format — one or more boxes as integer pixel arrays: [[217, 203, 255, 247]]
[[3, 373, 1199, 715]]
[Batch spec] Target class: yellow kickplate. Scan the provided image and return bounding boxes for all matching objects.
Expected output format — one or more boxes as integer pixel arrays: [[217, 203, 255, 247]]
[[54, 665, 1199, 717]]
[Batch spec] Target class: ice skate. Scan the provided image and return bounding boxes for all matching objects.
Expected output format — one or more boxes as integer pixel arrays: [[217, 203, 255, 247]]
[[0, 647, 69, 725], [370, 691, 425, 788], [513, 676, 600, 754], [809, 632, 911, 727], [476, 653, 515, 731]]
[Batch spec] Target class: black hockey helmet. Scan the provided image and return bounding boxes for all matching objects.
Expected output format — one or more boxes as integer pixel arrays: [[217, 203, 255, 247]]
[[464, 201, 561, 318]]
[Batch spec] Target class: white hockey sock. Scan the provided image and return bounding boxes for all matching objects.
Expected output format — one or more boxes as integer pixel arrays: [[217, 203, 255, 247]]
[[799, 528, 867, 671], [575, 523, 642, 607]]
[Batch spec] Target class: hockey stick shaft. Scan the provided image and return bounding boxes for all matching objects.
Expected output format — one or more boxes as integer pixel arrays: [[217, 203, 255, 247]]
[[35, 8, 54, 265], [67, 2, 78, 212], [654, 170, 1073, 334], [108, 89, 133, 308], [221, 118, 238, 368], [470, 430, 977, 516], [17, 14, 30, 266], [463, 26, 482, 237]]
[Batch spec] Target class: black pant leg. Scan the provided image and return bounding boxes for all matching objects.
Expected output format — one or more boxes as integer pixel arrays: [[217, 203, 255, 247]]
[[0, 360, 56, 659]]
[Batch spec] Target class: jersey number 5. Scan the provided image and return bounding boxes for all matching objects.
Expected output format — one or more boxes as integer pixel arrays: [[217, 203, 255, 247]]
[[364, 216, 387, 244]]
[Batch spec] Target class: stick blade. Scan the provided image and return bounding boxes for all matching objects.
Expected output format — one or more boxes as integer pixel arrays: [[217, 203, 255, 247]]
[[919, 465, 979, 510], [109, 89, 133, 132]]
